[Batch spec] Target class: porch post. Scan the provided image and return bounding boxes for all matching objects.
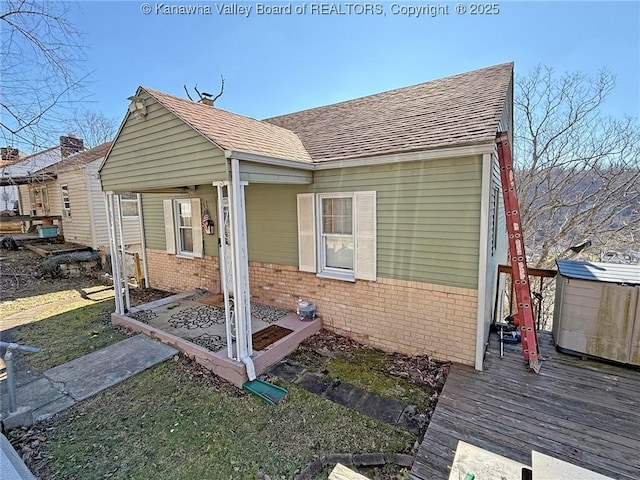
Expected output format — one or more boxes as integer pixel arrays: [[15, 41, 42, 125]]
[[105, 193, 123, 315], [229, 158, 255, 380], [114, 194, 131, 312], [215, 181, 235, 360], [136, 193, 150, 288]]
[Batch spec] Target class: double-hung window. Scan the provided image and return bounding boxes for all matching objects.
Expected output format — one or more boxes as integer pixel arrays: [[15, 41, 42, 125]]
[[162, 198, 203, 259], [297, 191, 376, 282], [320, 195, 354, 273], [175, 199, 193, 255]]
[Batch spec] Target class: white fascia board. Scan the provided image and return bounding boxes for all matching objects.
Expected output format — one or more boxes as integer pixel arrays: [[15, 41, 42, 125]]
[[227, 144, 493, 172], [225, 150, 315, 170]]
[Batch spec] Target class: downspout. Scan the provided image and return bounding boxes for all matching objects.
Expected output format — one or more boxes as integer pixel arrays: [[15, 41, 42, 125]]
[[230, 157, 256, 381], [136, 193, 150, 288]]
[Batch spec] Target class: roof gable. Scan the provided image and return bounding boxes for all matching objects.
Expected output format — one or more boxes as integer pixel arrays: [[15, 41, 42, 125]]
[[142, 88, 312, 163], [265, 63, 513, 161], [113, 63, 513, 168]]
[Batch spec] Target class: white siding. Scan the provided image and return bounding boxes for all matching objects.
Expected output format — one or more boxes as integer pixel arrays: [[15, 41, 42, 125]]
[[86, 161, 110, 248], [57, 168, 92, 246]]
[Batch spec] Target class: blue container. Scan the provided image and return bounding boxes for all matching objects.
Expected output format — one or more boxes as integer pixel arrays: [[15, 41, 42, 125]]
[[38, 225, 58, 238]]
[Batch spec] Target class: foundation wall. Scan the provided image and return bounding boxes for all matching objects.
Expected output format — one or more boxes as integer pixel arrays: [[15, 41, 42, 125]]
[[145, 250, 478, 365]]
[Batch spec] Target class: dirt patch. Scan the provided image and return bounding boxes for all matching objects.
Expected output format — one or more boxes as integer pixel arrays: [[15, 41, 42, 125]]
[[0, 247, 172, 306]]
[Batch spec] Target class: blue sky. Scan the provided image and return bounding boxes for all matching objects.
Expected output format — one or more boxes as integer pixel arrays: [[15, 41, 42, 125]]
[[59, 1, 640, 123]]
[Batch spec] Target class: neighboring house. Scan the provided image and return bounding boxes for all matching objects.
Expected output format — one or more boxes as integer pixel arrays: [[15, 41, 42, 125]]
[[100, 63, 512, 370], [3, 138, 142, 251], [0, 144, 62, 217]]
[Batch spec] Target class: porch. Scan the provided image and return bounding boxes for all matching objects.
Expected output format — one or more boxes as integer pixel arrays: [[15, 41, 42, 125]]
[[111, 289, 321, 387]]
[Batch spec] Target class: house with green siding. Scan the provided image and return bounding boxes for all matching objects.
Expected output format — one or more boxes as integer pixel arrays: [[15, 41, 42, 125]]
[[99, 63, 511, 379]]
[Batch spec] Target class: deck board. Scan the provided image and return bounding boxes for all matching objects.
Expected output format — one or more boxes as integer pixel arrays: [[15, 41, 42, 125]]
[[411, 331, 640, 480]]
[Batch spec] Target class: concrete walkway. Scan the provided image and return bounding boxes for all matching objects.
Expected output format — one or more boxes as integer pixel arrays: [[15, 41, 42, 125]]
[[1, 334, 177, 479]]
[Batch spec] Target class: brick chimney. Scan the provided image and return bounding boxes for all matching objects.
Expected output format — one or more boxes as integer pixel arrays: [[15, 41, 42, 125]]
[[200, 92, 214, 106], [1, 147, 19, 162], [60, 134, 84, 157]]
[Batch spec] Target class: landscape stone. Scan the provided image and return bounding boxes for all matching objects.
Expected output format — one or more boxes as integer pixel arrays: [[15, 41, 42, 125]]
[[352, 452, 385, 466], [356, 393, 405, 424], [323, 382, 368, 410]]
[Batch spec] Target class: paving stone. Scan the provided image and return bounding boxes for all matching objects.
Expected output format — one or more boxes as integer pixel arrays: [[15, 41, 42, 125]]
[[297, 373, 332, 395], [357, 393, 405, 424], [264, 360, 305, 383], [322, 453, 353, 466], [384, 453, 415, 468], [323, 382, 369, 410], [352, 453, 385, 466], [44, 334, 177, 401], [0, 407, 33, 430], [0, 377, 66, 419], [32, 395, 76, 421], [398, 404, 427, 434]]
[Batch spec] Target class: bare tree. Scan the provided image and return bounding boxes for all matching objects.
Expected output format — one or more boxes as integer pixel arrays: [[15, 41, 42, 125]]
[[515, 66, 640, 267], [1, 0, 87, 152], [64, 109, 118, 148]]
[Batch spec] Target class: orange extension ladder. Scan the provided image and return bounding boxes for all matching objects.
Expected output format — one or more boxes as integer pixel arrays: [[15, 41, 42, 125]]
[[496, 132, 541, 373]]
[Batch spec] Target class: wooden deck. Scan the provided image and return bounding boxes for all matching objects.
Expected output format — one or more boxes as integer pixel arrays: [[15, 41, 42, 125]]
[[411, 331, 640, 480]]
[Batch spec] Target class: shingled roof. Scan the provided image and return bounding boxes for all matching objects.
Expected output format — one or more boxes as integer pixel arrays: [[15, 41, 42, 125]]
[[40, 141, 112, 174], [142, 88, 313, 163], [139, 63, 512, 164], [265, 62, 513, 162]]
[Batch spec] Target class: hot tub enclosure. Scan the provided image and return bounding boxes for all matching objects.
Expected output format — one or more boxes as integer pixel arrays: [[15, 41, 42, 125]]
[[553, 260, 640, 366]]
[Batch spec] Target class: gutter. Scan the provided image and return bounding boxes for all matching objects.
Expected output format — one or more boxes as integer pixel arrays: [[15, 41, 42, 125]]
[[225, 142, 494, 172]]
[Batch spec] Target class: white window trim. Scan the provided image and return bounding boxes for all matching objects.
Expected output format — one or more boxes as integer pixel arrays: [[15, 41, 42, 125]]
[[60, 184, 71, 219], [297, 191, 376, 282], [174, 199, 194, 258], [316, 192, 355, 282], [163, 197, 203, 259]]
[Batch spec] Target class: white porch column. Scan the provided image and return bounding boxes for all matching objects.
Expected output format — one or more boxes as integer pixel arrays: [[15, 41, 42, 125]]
[[114, 194, 131, 312], [215, 181, 235, 360], [229, 158, 255, 380], [136, 193, 150, 288], [105, 193, 123, 315]]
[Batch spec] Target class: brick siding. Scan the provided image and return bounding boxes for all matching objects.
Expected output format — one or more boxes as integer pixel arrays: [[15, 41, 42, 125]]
[[147, 249, 220, 293], [145, 249, 478, 365]]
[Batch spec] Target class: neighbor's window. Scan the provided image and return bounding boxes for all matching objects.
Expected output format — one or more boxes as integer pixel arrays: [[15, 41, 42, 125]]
[[120, 193, 139, 219], [60, 184, 71, 218], [174, 199, 193, 255], [320, 194, 354, 273]]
